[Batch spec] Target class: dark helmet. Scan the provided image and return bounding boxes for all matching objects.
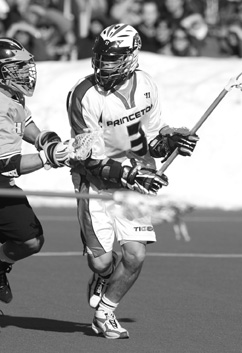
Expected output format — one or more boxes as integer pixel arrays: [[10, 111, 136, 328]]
[[0, 37, 37, 97], [92, 24, 142, 90]]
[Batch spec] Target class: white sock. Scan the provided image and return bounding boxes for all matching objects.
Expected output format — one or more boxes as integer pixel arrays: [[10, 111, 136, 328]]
[[97, 294, 119, 312]]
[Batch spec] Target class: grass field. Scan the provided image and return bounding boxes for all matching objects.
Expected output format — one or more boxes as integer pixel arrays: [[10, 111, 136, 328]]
[[1, 207, 242, 353]]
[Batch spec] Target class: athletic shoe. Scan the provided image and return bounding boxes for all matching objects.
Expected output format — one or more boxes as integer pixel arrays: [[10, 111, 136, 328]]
[[87, 251, 119, 309], [0, 261, 13, 304], [92, 310, 129, 339]]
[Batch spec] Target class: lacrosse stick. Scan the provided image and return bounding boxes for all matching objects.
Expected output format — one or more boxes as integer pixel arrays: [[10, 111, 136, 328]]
[[3, 74, 242, 225], [0, 187, 180, 224], [156, 72, 242, 176], [73, 129, 102, 161]]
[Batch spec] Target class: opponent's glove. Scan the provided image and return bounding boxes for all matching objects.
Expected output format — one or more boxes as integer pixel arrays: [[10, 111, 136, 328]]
[[43, 139, 77, 168], [149, 126, 199, 162], [121, 158, 168, 195], [35, 130, 61, 152]]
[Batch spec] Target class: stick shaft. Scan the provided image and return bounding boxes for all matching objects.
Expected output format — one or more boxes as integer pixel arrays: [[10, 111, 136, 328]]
[[0, 188, 113, 200], [157, 88, 229, 175]]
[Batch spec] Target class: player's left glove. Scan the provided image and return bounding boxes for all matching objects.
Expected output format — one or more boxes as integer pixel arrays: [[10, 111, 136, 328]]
[[149, 126, 199, 162], [121, 158, 168, 195]]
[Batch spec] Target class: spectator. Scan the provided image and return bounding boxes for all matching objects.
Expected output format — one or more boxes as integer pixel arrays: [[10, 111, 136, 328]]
[[156, 18, 173, 55], [136, 0, 161, 53], [170, 25, 199, 56], [0, 21, 6, 37], [216, 1, 242, 57], [161, 0, 208, 56], [6, 21, 51, 61], [23, 4, 77, 60], [76, 17, 106, 59], [109, 0, 144, 27], [219, 21, 242, 57], [0, 0, 9, 21], [3, 0, 29, 30]]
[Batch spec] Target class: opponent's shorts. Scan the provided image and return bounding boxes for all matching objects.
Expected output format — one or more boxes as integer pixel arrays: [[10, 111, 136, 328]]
[[76, 181, 156, 258], [0, 185, 43, 244]]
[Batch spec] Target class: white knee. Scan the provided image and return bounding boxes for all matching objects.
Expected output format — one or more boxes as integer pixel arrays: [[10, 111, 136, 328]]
[[23, 235, 45, 255]]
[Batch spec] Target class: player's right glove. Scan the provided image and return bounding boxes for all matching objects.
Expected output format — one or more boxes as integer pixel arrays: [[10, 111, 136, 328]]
[[35, 130, 62, 151], [149, 126, 199, 162], [36, 131, 86, 168], [35, 130, 63, 169], [121, 158, 168, 195], [42, 138, 80, 168]]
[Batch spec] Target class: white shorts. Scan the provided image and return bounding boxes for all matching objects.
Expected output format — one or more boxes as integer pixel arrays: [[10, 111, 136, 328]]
[[77, 183, 156, 258]]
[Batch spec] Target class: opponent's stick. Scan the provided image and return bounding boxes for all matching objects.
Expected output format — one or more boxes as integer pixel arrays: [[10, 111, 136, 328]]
[[0, 188, 112, 200], [156, 72, 242, 176], [0, 187, 172, 224]]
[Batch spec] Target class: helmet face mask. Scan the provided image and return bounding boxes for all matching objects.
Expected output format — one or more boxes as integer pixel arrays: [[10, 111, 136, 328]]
[[92, 24, 141, 90], [0, 38, 37, 97]]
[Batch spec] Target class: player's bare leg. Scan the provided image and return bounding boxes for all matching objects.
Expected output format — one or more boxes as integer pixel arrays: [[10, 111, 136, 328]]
[[92, 241, 146, 339], [105, 241, 146, 302], [87, 251, 119, 309]]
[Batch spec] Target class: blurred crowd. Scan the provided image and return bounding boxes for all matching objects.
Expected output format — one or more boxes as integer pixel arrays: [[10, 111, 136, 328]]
[[1, 0, 242, 61]]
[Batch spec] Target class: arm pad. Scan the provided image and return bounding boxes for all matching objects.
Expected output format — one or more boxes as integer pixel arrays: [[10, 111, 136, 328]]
[[0, 155, 21, 177], [84, 157, 123, 185]]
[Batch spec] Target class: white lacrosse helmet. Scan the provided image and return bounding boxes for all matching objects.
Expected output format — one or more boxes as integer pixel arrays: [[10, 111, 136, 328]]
[[0, 37, 37, 97], [92, 23, 142, 90]]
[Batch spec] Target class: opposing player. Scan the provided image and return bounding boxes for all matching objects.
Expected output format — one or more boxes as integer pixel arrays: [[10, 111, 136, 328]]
[[0, 38, 79, 304], [67, 24, 199, 339]]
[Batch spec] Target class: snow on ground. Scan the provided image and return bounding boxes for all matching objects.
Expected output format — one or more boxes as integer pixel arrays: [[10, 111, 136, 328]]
[[19, 53, 242, 209]]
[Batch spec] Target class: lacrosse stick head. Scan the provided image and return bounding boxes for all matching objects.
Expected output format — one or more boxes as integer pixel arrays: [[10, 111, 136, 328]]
[[226, 72, 242, 91], [113, 191, 169, 222], [73, 130, 101, 161], [113, 191, 194, 224]]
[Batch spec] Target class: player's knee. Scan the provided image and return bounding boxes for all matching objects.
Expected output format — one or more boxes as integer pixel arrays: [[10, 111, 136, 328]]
[[23, 235, 45, 255], [88, 252, 113, 273], [122, 244, 146, 270]]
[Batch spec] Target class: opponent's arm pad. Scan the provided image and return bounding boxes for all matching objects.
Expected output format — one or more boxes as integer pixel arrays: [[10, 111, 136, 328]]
[[0, 155, 21, 177], [35, 130, 62, 152]]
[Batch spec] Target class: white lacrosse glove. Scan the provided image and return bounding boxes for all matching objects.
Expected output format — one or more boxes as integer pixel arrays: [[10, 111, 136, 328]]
[[41, 130, 101, 168], [42, 138, 79, 168]]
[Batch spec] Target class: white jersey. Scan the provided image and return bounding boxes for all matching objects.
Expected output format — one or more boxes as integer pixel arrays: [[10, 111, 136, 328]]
[[68, 70, 162, 251], [67, 69, 166, 163]]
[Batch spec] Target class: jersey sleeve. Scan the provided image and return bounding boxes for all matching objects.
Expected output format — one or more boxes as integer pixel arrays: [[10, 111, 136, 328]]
[[24, 105, 34, 126], [67, 78, 106, 160], [145, 73, 166, 143]]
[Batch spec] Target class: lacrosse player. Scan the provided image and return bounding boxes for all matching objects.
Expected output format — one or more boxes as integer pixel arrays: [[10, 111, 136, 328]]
[[0, 38, 78, 304], [67, 24, 199, 339]]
